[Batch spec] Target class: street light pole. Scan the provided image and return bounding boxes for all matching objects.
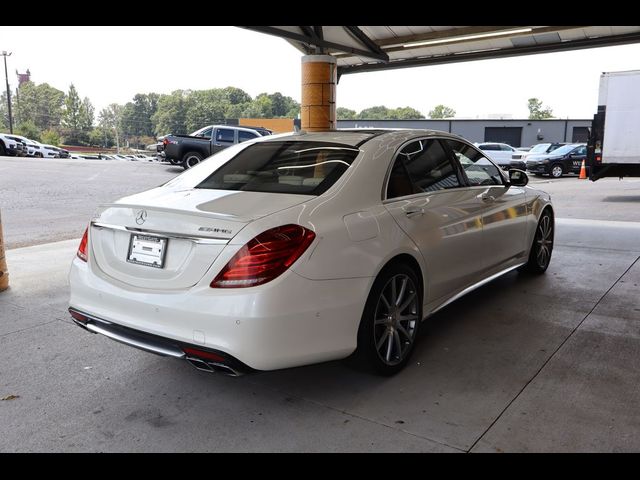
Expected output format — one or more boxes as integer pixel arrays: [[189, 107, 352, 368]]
[[2, 51, 13, 134]]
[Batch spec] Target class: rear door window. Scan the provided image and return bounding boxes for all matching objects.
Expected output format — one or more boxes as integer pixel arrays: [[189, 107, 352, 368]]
[[216, 128, 235, 144], [399, 139, 461, 193], [238, 130, 259, 143]]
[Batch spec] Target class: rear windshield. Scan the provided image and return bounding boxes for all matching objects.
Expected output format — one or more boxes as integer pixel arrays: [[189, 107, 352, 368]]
[[195, 141, 360, 195]]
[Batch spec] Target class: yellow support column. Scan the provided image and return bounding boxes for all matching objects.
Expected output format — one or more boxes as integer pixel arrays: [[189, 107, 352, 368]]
[[301, 55, 337, 132], [0, 210, 8, 291]]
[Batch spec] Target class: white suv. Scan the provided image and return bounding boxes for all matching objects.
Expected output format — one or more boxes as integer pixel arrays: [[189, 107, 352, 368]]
[[475, 142, 519, 169], [0, 133, 22, 156]]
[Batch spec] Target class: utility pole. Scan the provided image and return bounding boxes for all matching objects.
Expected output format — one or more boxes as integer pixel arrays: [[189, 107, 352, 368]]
[[2, 51, 13, 133]]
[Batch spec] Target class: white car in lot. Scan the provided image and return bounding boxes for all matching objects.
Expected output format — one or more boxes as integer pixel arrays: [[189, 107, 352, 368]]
[[0, 133, 23, 156], [69, 129, 554, 376], [474, 142, 519, 169]]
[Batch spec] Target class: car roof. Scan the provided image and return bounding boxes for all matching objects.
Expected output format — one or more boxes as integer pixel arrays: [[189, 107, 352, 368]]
[[256, 128, 460, 148]]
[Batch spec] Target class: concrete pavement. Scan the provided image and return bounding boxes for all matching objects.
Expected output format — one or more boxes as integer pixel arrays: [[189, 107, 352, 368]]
[[1, 218, 639, 452]]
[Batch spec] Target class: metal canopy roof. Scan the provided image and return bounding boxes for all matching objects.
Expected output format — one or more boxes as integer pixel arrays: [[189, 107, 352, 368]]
[[239, 26, 640, 78]]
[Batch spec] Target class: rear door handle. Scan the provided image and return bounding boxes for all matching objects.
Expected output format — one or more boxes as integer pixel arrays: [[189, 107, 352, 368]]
[[214, 143, 222, 147], [481, 194, 496, 203], [404, 208, 424, 218]]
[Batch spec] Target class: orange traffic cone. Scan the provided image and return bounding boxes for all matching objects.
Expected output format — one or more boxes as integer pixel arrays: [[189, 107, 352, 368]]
[[579, 159, 587, 179]]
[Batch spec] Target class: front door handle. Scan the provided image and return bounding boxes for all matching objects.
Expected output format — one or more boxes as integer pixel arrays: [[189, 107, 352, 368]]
[[481, 194, 496, 203], [214, 143, 222, 147], [404, 208, 424, 218]]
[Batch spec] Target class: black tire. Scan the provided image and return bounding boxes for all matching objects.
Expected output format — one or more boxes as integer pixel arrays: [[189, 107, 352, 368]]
[[355, 263, 422, 376], [35, 152, 43, 158], [550, 163, 564, 178], [182, 151, 203, 170], [0, 141, 5, 156], [521, 209, 554, 274]]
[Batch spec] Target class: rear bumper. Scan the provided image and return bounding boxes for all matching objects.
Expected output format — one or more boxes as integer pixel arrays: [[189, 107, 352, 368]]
[[69, 307, 252, 375], [69, 257, 371, 371]]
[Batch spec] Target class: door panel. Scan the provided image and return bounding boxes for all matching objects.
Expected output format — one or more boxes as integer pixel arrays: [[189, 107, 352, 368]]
[[479, 185, 529, 270], [385, 190, 486, 301], [445, 139, 529, 273]]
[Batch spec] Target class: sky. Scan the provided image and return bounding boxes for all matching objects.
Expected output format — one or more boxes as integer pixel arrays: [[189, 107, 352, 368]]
[[2, 25, 640, 119]]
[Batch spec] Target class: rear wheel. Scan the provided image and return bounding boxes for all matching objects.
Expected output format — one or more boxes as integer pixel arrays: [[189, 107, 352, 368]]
[[521, 209, 554, 274], [182, 151, 203, 170], [550, 163, 564, 178], [355, 263, 422, 376]]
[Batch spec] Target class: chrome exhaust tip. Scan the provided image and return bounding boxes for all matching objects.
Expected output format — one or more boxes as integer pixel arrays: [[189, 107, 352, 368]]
[[186, 357, 241, 377]]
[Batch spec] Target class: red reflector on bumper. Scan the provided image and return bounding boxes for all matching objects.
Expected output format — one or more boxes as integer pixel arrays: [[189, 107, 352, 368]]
[[183, 347, 225, 363], [69, 309, 88, 323]]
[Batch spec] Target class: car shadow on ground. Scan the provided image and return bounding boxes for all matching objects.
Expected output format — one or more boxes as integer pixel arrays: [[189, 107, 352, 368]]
[[602, 195, 640, 202]]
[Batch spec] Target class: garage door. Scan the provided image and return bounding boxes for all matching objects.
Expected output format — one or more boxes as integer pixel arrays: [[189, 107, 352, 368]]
[[572, 127, 590, 143], [484, 127, 522, 147]]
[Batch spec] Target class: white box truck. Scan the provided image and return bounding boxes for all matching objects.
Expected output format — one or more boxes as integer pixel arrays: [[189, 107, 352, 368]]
[[587, 69, 640, 181]]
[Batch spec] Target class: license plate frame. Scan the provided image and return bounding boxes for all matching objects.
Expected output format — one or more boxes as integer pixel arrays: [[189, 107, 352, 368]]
[[126, 234, 168, 269]]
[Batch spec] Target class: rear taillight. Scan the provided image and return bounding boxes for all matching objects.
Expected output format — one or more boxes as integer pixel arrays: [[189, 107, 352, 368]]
[[163, 138, 168, 145], [77, 227, 88, 262], [211, 224, 316, 288]]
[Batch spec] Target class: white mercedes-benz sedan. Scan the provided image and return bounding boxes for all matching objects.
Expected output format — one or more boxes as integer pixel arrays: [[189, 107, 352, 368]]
[[69, 129, 554, 376]]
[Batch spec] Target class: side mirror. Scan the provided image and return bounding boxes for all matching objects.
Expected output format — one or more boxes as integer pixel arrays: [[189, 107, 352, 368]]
[[509, 169, 529, 187]]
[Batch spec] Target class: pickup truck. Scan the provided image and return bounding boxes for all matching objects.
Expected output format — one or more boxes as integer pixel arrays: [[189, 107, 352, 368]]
[[161, 125, 273, 169]]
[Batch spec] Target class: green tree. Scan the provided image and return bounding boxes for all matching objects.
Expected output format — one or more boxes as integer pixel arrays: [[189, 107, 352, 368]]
[[184, 89, 227, 132], [527, 97, 553, 119], [16, 120, 40, 141], [243, 93, 274, 118], [88, 127, 114, 147], [357, 105, 392, 120], [428, 104, 456, 119], [267, 92, 299, 117], [80, 97, 94, 131], [222, 87, 252, 106], [62, 84, 82, 132], [390, 106, 425, 119], [120, 93, 160, 137], [337, 107, 357, 119], [41, 129, 60, 146], [14, 81, 65, 131], [99, 104, 123, 152], [152, 90, 188, 136], [0, 91, 10, 129]]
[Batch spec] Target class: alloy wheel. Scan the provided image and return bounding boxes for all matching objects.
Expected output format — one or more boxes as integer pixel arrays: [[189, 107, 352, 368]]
[[373, 274, 419, 366], [551, 165, 563, 178], [535, 213, 554, 269]]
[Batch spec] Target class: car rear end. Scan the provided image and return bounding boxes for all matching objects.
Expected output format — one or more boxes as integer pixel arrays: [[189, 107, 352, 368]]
[[69, 137, 368, 373]]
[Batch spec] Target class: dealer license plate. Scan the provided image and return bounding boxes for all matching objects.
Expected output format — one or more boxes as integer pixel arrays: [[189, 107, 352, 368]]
[[127, 234, 168, 268]]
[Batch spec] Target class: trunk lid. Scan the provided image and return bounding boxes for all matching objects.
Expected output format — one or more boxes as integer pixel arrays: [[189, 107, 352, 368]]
[[90, 188, 311, 290]]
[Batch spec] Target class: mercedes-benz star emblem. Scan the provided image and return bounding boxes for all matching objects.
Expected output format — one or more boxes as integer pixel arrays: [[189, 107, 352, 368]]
[[135, 210, 147, 225]]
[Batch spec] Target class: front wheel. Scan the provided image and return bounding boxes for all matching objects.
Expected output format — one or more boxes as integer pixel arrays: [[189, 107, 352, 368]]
[[355, 263, 422, 376], [550, 163, 564, 178], [521, 209, 554, 274], [182, 151, 203, 170]]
